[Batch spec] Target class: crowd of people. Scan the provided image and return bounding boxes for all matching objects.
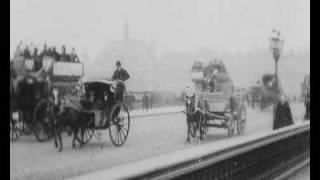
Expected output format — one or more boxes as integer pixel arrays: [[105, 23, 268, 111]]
[[13, 41, 80, 63]]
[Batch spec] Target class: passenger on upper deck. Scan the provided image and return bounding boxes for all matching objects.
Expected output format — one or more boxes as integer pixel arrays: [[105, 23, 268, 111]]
[[69, 48, 79, 62], [47, 48, 53, 57], [33, 48, 42, 71], [23, 46, 32, 59], [13, 41, 23, 59], [52, 47, 60, 61], [60, 46, 71, 62], [40, 44, 48, 58]]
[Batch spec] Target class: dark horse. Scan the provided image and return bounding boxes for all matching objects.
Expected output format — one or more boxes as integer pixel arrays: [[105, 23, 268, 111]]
[[53, 106, 92, 152], [182, 94, 203, 142]]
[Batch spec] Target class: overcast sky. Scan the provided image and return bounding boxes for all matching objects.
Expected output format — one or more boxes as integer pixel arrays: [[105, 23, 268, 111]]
[[10, 0, 310, 95], [10, 0, 309, 59]]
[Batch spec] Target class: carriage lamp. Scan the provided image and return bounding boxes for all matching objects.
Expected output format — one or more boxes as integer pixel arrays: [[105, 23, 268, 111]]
[[269, 29, 284, 100]]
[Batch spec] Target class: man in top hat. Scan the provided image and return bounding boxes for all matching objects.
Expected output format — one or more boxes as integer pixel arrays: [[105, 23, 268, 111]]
[[112, 61, 130, 82], [111, 61, 130, 101]]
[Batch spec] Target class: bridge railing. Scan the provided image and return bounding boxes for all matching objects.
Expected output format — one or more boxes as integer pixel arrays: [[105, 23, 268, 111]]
[[68, 121, 310, 180]]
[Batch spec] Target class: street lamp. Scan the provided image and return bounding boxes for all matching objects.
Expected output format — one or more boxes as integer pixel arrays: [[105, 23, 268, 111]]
[[269, 29, 284, 101]]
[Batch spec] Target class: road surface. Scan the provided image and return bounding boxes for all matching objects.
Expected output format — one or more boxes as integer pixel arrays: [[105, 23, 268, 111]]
[[10, 103, 306, 180]]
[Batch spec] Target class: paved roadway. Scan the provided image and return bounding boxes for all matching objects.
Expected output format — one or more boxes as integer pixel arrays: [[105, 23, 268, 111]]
[[10, 103, 306, 180]]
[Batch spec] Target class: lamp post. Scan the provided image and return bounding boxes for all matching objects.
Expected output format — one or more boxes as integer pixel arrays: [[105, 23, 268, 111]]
[[269, 29, 284, 101]]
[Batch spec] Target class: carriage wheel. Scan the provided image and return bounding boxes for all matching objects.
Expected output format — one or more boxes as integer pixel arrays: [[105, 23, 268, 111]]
[[237, 105, 247, 135], [227, 116, 236, 137], [32, 100, 54, 142], [75, 127, 94, 144], [109, 103, 130, 147]]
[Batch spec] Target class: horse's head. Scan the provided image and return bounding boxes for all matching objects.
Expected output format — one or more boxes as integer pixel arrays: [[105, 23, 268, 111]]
[[185, 94, 196, 113]]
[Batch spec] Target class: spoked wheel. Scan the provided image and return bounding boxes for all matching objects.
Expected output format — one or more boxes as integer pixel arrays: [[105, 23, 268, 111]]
[[75, 127, 94, 144], [109, 103, 130, 147], [237, 105, 247, 135], [33, 100, 55, 142], [227, 116, 237, 137]]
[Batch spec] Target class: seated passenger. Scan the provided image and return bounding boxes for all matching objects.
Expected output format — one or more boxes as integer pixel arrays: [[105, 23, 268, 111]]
[[47, 48, 53, 57], [33, 48, 42, 71], [69, 48, 79, 62], [52, 47, 60, 61], [40, 44, 48, 58], [59, 46, 71, 62], [23, 46, 32, 59]]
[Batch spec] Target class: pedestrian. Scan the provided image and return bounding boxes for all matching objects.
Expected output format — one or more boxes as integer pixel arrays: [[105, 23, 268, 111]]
[[273, 94, 294, 130], [142, 93, 149, 112], [304, 92, 310, 121]]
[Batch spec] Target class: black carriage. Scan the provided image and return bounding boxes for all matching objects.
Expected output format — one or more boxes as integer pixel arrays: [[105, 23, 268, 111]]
[[74, 79, 130, 147], [10, 55, 83, 141], [184, 61, 247, 140]]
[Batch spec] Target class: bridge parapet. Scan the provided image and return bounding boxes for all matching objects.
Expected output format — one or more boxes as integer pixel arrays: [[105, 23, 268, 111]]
[[68, 121, 310, 180]]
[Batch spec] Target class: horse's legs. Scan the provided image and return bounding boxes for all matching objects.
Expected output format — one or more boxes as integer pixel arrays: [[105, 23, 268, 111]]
[[58, 129, 63, 152], [54, 126, 58, 148], [72, 128, 77, 148]]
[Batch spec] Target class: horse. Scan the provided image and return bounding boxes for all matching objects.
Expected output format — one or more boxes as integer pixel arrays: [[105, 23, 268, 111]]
[[53, 105, 92, 152], [52, 90, 91, 152], [182, 94, 202, 142]]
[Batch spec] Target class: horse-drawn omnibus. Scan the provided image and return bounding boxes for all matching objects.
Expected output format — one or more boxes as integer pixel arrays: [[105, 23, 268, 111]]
[[10, 54, 83, 141], [184, 61, 247, 141]]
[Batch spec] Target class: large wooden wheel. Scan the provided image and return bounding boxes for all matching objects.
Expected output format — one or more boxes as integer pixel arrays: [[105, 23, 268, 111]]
[[32, 99, 55, 142], [237, 105, 247, 135], [108, 102, 130, 146]]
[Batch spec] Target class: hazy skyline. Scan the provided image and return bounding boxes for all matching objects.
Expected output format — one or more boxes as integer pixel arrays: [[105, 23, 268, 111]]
[[11, 0, 309, 60], [10, 0, 310, 95]]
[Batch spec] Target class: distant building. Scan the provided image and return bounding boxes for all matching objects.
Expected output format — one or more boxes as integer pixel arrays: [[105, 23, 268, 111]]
[[93, 17, 157, 92]]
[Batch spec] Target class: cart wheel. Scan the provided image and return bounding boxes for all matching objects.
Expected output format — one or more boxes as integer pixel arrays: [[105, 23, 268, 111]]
[[33, 100, 54, 142], [75, 127, 94, 144], [227, 116, 236, 137], [237, 105, 247, 135], [109, 103, 130, 146]]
